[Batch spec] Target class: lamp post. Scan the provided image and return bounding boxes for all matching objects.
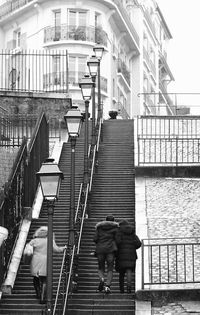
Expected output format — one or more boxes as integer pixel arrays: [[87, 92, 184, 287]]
[[64, 107, 82, 247], [93, 43, 105, 120], [36, 158, 64, 315], [87, 55, 99, 147], [79, 75, 94, 188]]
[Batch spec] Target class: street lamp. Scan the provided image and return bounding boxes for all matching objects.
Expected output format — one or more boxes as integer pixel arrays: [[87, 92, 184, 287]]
[[87, 55, 99, 147], [79, 75, 94, 188], [64, 107, 82, 248], [36, 158, 64, 315], [93, 44, 105, 120]]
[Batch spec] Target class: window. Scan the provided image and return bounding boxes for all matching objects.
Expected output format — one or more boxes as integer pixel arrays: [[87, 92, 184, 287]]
[[150, 47, 155, 64], [68, 55, 87, 85], [143, 76, 148, 91], [53, 55, 61, 85], [113, 78, 116, 98], [68, 10, 87, 40], [54, 10, 61, 40], [69, 10, 87, 27], [13, 29, 21, 48]]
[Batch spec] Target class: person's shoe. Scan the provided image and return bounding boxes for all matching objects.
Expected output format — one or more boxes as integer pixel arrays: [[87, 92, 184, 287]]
[[104, 285, 111, 294], [97, 279, 104, 292]]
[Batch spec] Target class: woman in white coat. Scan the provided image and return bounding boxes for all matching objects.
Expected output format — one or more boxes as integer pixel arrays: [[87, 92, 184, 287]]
[[28, 226, 66, 303]]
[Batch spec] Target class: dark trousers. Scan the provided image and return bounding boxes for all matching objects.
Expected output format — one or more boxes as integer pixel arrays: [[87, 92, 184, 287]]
[[33, 276, 47, 303], [119, 264, 135, 293], [97, 253, 115, 286], [119, 269, 132, 292]]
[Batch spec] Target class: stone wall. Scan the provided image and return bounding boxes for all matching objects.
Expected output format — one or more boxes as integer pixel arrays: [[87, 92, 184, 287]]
[[0, 92, 71, 118], [0, 148, 18, 189]]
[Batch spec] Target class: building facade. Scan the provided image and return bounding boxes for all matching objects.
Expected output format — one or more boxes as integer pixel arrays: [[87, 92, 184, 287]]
[[0, 0, 174, 118]]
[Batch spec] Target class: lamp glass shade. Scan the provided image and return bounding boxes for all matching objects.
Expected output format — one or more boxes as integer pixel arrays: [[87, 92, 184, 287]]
[[64, 108, 82, 137], [87, 55, 99, 77], [37, 161, 64, 201], [93, 44, 104, 59], [39, 175, 61, 200], [79, 75, 94, 100]]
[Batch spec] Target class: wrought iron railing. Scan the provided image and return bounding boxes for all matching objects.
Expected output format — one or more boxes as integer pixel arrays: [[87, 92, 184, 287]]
[[68, 70, 107, 93], [0, 49, 68, 93], [0, 0, 33, 20], [44, 24, 108, 47], [0, 114, 38, 147], [117, 58, 130, 86], [0, 138, 27, 284], [0, 111, 49, 287], [137, 116, 200, 166], [142, 238, 200, 289]]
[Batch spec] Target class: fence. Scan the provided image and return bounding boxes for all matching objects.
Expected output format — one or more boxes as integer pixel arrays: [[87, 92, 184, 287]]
[[141, 238, 200, 289], [137, 116, 200, 166], [0, 112, 49, 286], [0, 114, 38, 147], [0, 113, 64, 147], [0, 49, 68, 93]]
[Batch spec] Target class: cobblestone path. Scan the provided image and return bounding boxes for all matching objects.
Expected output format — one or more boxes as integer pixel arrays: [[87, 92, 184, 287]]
[[145, 177, 200, 314]]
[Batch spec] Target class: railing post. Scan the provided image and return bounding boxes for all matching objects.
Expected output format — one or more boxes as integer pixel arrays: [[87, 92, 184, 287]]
[[176, 136, 178, 166], [141, 240, 144, 289]]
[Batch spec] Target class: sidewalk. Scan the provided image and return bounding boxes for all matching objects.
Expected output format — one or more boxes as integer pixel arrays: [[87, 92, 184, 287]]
[[136, 176, 200, 314]]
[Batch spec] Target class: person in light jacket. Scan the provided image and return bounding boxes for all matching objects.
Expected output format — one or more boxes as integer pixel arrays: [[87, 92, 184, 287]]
[[115, 220, 141, 294], [28, 226, 66, 303], [93, 215, 119, 294]]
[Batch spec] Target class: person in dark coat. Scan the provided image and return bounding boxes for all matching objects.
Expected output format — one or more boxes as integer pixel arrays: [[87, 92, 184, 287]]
[[26, 226, 66, 303], [115, 220, 141, 294], [93, 215, 119, 294]]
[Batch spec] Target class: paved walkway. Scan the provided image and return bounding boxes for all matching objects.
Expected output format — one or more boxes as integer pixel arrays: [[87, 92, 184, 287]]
[[136, 176, 200, 314]]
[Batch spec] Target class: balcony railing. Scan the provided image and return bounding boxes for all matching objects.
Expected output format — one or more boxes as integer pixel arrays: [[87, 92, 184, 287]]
[[143, 47, 156, 78], [44, 25, 108, 47], [117, 58, 130, 86], [0, 0, 33, 20], [0, 49, 68, 93], [68, 70, 107, 93]]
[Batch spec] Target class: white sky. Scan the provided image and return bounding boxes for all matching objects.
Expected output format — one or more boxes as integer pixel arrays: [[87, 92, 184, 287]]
[[156, 0, 200, 113]]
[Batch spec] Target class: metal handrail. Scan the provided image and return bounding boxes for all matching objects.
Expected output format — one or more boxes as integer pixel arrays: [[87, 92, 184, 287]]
[[53, 183, 83, 314], [96, 118, 102, 151], [75, 183, 83, 222], [62, 245, 76, 315], [89, 117, 103, 191], [89, 145, 96, 192], [77, 184, 89, 255], [52, 247, 67, 315], [62, 184, 89, 314]]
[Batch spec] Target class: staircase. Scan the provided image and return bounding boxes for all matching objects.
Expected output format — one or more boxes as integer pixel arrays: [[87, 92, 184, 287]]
[[67, 120, 136, 314], [0, 123, 89, 315]]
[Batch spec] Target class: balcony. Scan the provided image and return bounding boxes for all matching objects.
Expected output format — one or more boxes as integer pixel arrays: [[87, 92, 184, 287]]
[[0, 0, 33, 20], [44, 25, 108, 47], [117, 58, 130, 86], [143, 47, 156, 78], [68, 70, 107, 93]]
